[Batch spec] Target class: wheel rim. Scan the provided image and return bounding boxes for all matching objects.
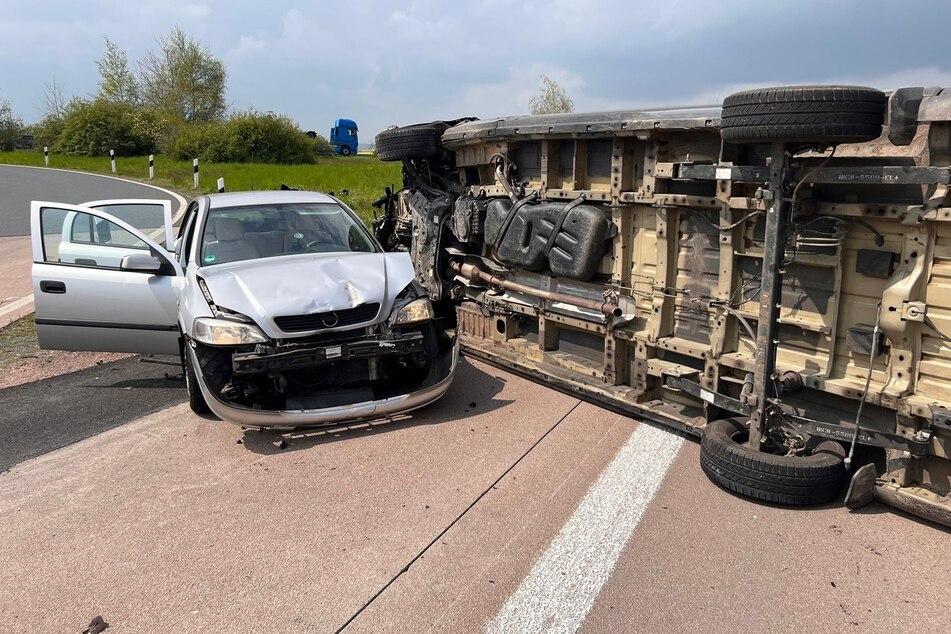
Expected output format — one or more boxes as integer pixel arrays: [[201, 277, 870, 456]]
[[727, 425, 789, 456]]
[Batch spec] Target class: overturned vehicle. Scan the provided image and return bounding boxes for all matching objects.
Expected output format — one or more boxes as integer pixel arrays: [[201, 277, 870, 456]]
[[374, 85, 951, 527]]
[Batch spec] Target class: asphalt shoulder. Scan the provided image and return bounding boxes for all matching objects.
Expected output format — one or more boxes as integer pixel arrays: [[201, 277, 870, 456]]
[[0, 355, 185, 473]]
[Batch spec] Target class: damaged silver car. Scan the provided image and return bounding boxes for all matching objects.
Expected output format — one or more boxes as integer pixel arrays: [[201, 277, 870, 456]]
[[30, 191, 458, 427]]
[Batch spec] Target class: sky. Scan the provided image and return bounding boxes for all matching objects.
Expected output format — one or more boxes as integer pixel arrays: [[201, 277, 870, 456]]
[[2, 0, 951, 140]]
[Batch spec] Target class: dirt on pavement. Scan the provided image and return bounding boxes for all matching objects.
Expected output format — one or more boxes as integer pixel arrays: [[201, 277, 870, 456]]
[[0, 315, 132, 389]]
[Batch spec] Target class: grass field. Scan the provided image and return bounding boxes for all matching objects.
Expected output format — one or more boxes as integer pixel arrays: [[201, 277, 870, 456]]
[[0, 151, 402, 225]]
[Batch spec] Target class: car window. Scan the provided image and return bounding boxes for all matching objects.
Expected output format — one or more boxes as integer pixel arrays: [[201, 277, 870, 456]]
[[199, 202, 377, 266], [176, 203, 199, 266], [40, 207, 148, 268], [85, 202, 170, 249]]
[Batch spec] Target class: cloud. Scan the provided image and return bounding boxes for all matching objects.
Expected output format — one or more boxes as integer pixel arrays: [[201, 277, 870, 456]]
[[437, 65, 587, 121], [228, 35, 270, 60], [2, 0, 951, 137], [136, 1, 212, 20], [850, 67, 951, 92], [684, 66, 951, 110]]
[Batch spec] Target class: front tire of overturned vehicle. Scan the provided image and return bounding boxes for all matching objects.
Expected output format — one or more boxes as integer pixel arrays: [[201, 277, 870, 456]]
[[700, 418, 847, 506]]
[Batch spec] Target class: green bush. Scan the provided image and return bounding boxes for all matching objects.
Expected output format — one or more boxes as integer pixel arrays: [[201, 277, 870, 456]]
[[169, 110, 326, 164], [168, 124, 229, 162], [30, 114, 65, 150], [0, 99, 24, 151], [56, 100, 159, 156]]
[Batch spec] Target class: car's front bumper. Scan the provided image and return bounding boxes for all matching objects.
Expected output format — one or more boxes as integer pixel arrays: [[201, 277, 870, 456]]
[[188, 334, 458, 428]]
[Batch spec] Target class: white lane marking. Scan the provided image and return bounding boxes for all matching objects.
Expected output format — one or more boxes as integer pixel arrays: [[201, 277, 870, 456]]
[[0, 164, 188, 219], [486, 423, 683, 634], [0, 294, 34, 317]]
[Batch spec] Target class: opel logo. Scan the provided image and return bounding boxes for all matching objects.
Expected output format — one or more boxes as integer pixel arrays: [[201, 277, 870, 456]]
[[321, 312, 339, 328]]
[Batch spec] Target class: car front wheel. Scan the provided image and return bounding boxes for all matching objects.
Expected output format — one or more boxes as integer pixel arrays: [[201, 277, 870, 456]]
[[184, 346, 211, 415]]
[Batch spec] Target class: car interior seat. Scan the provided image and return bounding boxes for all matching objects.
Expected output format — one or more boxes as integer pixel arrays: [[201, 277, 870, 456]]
[[204, 217, 262, 264]]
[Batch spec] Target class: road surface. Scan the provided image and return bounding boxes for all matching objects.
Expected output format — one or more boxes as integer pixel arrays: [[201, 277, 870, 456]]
[[0, 357, 947, 633]]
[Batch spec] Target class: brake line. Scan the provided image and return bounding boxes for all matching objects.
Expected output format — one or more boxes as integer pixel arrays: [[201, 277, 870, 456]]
[[845, 302, 883, 470]]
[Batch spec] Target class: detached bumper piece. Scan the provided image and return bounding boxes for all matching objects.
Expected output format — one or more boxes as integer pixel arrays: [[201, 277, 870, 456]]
[[231, 332, 424, 376]]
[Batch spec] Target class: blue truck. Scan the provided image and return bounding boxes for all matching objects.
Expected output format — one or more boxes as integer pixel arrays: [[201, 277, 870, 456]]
[[330, 119, 358, 156]]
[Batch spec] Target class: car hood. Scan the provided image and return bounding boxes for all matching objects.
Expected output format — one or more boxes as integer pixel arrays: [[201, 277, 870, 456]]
[[198, 252, 417, 338]]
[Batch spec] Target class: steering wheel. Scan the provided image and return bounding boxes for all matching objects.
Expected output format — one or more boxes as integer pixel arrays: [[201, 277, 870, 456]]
[[304, 241, 348, 253]]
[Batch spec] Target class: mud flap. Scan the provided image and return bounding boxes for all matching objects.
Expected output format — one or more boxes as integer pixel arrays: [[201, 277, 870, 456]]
[[844, 463, 877, 509]]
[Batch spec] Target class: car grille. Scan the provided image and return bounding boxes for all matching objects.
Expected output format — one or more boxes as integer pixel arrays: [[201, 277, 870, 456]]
[[274, 303, 381, 333]]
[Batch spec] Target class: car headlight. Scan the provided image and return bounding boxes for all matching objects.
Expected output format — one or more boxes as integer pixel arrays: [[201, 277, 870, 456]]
[[393, 298, 434, 325], [192, 317, 268, 346]]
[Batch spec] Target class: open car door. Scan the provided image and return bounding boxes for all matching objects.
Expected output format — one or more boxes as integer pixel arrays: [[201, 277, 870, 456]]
[[31, 201, 182, 355], [83, 198, 174, 251]]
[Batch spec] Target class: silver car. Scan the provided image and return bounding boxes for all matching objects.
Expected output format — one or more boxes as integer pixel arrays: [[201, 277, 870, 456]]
[[30, 191, 458, 427]]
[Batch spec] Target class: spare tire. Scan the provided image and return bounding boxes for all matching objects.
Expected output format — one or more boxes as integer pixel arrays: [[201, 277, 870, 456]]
[[700, 418, 846, 505], [721, 85, 886, 145], [375, 122, 449, 161]]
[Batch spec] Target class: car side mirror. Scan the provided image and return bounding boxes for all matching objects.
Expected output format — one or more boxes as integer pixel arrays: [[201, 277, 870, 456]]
[[120, 253, 164, 273]]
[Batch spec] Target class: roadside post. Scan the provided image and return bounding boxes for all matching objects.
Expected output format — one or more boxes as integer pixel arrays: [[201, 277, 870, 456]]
[[217, 178, 225, 193], [149, 155, 154, 180], [43, 147, 49, 167], [193, 158, 199, 189], [110, 149, 116, 173]]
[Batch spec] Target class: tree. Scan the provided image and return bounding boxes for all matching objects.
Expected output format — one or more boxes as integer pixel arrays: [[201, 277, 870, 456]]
[[56, 100, 158, 156], [528, 75, 574, 115], [0, 99, 24, 150], [138, 27, 227, 123], [96, 38, 139, 105], [32, 79, 73, 149], [39, 77, 68, 120]]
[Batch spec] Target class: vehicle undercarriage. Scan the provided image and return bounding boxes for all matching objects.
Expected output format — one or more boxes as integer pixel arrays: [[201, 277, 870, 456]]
[[373, 85, 951, 527]]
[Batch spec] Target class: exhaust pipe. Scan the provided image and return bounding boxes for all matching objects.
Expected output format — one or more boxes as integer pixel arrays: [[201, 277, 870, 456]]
[[450, 261, 622, 318]]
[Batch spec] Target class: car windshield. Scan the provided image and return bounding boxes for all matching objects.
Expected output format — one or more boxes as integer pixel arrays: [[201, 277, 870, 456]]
[[199, 202, 376, 266]]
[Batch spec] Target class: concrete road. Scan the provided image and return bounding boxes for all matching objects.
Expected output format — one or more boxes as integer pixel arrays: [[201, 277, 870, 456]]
[[1, 357, 947, 633]]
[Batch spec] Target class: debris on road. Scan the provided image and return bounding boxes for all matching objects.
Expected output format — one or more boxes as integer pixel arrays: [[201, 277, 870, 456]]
[[81, 615, 108, 633]]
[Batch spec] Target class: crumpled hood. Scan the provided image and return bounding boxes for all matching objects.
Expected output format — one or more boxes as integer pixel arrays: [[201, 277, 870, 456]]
[[199, 252, 417, 338]]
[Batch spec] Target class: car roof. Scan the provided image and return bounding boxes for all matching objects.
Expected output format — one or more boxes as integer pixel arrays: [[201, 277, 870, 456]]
[[205, 190, 338, 209]]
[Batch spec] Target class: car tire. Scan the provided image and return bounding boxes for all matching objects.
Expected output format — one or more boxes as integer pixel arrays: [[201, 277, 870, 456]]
[[700, 417, 846, 505], [720, 85, 886, 145], [184, 347, 211, 415], [375, 122, 449, 161], [341, 146, 352, 156]]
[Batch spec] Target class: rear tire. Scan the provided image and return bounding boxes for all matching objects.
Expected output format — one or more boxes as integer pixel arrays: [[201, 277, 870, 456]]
[[720, 85, 886, 145], [700, 418, 846, 505], [375, 122, 449, 161], [184, 347, 211, 415]]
